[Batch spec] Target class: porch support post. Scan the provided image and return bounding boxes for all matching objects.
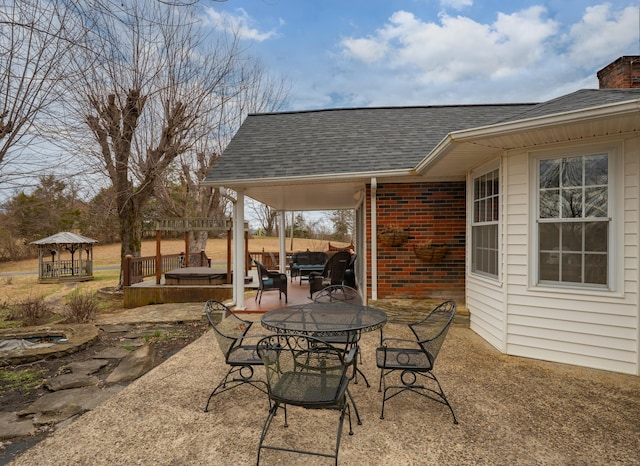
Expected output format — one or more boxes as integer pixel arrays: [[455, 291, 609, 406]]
[[278, 211, 286, 273], [234, 189, 246, 310], [371, 177, 378, 300]]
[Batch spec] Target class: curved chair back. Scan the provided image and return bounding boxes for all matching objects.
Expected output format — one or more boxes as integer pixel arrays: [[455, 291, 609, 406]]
[[410, 300, 457, 366], [205, 299, 253, 363], [203, 300, 267, 413], [313, 285, 362, 305], [255, 333, 356, 464], [325, 251, 351, 284]]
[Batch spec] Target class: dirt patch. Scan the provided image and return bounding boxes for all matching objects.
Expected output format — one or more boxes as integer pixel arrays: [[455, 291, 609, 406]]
[[0, 320, 208, 463]]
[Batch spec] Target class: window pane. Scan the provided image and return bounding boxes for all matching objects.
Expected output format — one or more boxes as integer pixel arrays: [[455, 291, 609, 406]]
[[539, 223, 560, 251], [540, 190, 559, 218], [562, 156, 583, 187], [561, 253, 582, 283], [585, 222, 607, 252], [562, 188, 583, 218], [539, 252, 559, 281], [585, 187, 607, 218], [585, 154, 607, 185], [540, 159, 559, 188], [585, 254, 607, 285], [561, 223, 583, 252], [472, 224, 498, 276]]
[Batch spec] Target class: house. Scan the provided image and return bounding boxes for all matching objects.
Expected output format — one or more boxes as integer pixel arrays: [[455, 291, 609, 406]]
[[203, 56, 640, 375]]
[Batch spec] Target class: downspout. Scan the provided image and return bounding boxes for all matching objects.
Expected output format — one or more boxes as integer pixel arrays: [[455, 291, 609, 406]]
[[371, 177, 378, 300]]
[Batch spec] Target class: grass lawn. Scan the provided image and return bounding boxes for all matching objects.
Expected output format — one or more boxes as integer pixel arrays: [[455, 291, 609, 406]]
[[0, 237, 347, 306]]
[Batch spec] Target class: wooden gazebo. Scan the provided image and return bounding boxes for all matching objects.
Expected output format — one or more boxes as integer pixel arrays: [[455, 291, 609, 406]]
[[31, 232, 98, 283]]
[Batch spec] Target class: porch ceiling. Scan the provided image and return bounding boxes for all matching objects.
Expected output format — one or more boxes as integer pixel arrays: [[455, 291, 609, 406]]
[[242, 179, 367, 211]]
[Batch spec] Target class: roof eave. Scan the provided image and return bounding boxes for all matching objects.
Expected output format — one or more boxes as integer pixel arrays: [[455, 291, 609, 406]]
[[415, 99, 640, 175], [202, 168, 415, 189]]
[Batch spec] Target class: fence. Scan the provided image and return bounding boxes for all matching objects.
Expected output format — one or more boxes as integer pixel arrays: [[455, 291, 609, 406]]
[[39, 259, 93, 279], [123, 251, 211, 286]]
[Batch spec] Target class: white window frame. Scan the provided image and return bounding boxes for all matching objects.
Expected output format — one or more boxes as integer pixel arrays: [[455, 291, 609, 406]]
[[470, 164, 500, 280], [532, 145, 617, 291]]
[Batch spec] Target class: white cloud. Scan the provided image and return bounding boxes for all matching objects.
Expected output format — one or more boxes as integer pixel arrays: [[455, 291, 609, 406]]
[[341, 7, 557, 83], [203, 7, 281, 42], [440, 0, 473, 9], [564, 3, 638, 67]]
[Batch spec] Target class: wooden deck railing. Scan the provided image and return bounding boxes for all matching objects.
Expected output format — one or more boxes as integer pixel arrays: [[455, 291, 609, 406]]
[[123, 251, 211, 286], [248, 250, 293, 270]]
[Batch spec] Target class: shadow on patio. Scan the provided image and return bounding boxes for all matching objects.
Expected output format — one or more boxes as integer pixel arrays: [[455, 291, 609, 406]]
[[10, 312, 640, 465]]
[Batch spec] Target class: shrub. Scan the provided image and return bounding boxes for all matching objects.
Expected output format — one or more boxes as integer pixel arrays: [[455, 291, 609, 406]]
[[12, 296, 52, 326], [64, 290, 98, 323]]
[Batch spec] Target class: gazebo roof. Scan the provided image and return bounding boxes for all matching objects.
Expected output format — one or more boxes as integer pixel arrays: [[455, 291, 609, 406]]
[[30, 231, 98, 246]]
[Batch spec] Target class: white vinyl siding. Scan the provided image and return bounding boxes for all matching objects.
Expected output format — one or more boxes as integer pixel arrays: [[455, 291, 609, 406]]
[[467, 136, 639, 375]]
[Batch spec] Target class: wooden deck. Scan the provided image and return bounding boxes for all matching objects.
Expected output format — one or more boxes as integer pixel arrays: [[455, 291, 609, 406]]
[[241, 272, 314, 313]]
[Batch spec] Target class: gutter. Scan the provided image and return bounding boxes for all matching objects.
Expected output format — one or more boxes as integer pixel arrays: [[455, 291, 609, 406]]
[[202, 169, 413, 188]]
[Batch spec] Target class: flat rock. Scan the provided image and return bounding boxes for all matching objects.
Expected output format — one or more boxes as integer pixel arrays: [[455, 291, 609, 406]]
[[18, 386, 122, 419], [44, 373, 100, 391], [0, 412, 37, 440], [98, 324, 132, 333], [68, 359, 109, 375], [106, 344, 157, 384], [92, 347, 131, 359]]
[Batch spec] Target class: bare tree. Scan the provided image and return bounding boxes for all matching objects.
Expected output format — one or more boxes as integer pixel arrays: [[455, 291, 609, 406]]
[[63, 0, 249, 287], [155, 57, 289, 253], [247, 198, 279, 236], [0, 0, 80, 194]]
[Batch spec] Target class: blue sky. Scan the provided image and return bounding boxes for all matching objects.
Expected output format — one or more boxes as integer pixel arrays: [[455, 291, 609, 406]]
[[202, 0, 639, 110]]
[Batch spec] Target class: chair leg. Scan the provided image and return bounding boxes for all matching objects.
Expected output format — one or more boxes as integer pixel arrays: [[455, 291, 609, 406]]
[[346, 389, 362, 426], [257, 402, 351, 465], [378, 369, 458, 424], [204, 365, 267, 412], [257, 402, 279, 465]]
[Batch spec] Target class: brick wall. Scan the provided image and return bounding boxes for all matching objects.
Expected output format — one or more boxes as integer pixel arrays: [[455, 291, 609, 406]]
[[597, 56, 640, 89], [365, 181, 466, 299]]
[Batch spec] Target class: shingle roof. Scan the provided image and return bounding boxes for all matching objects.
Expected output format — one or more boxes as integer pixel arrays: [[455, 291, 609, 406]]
[[205, 104, 534, 183], [31, 232, 98, 245], [204, 89, 640, 185], [497, 89, 640, 123]]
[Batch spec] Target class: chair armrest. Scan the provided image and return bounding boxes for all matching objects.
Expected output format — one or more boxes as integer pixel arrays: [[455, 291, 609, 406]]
[[379, 336, 421, 348], [344, 347, 357, 365], [238, 332, 276, 344]]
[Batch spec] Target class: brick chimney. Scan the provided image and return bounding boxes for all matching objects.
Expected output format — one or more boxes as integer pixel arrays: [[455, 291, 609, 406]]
[[597, 56, 640, 89]]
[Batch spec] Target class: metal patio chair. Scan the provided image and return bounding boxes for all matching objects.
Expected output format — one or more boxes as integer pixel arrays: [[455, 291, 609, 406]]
[[376, 300, 458, 423], [203, 300, 267, 412], [256, 333, 356, 465], [254, 260, 288, 304]]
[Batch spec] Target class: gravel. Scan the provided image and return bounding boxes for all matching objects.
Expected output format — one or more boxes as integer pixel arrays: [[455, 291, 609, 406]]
[[8, 323, 640, 465]]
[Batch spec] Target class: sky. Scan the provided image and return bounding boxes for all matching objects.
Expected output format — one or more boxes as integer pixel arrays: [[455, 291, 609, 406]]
[[202, 0, 640, 111]]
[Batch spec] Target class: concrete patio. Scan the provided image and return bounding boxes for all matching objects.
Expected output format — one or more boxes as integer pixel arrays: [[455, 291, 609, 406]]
[[8, 313, 640, 465]]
